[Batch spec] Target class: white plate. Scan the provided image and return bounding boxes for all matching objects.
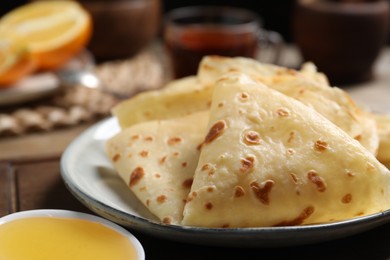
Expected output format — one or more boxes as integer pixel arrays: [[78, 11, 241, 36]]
[[60, 117, 390, 248], [0, 50, 93, 106], [0, 209, 144, 260]]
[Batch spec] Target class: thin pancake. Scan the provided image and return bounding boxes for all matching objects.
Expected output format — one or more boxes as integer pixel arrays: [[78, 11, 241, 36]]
[[197, 56, 378, 154], [112, 76, 212, 129], [106, 111, 209, 224], [182, 73, 390, 228]]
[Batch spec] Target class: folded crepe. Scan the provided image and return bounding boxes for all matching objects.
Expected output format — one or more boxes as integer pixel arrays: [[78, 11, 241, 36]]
[[197, 55, 331, 89], [111, 58, 326, 130], [269, 75, 379, 154], [197, 56, 378, 155], [111, 55, 378, 154], [106, 111, 209, 224], [112, 76, 212, 129], [181, 73, 390, 228]]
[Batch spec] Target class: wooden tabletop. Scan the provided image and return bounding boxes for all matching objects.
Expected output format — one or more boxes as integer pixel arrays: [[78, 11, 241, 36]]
[[2, 159, 390, 259], [1, 46, 390, 259]]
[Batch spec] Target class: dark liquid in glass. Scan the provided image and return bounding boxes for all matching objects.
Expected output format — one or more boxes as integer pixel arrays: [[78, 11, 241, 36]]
[[165, 11, 259, 78], [166, 31, 257, 78]]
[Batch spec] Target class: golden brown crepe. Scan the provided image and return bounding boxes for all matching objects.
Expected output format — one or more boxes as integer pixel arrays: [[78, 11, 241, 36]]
[[111, 57, 317, 130], [196, 56, 379, 155], [107, 55, 388, 228], [111, 55, 378, 154], [106, 111, 209, 225], [197, 56, 332, 88], [270, 75, 379, 154], [181, 73, 390, 228], [112, 76, 212, 129]]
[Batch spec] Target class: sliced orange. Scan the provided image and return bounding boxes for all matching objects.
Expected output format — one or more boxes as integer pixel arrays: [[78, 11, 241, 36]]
[[0, 40, 36, 87], [0, 0, 92, 71]]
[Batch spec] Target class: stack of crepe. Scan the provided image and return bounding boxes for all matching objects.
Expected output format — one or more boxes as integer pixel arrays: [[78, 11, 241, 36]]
[[105, 56, 390, 228]]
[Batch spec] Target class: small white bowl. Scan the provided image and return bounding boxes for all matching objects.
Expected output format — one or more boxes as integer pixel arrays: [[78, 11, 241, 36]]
[[0, 209, 145, 260]]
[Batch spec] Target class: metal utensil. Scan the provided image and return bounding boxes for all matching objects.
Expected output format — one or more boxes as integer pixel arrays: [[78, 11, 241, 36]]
[[56, 69, 127, 99]]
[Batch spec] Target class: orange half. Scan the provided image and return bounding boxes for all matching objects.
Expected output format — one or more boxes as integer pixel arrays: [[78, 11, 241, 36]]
[[0, 0, 92, 71]]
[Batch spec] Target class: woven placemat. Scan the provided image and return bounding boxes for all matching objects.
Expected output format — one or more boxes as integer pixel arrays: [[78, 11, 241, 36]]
[[0, 47, 166, 137]]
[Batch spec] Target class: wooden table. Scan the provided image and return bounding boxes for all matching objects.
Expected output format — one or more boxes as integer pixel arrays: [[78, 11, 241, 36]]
[[1, 46, 390, 259], [2, 157, 390, 259]]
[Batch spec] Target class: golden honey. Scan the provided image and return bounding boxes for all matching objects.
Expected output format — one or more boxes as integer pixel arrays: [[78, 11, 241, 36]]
[[0, 217, 138, 260]]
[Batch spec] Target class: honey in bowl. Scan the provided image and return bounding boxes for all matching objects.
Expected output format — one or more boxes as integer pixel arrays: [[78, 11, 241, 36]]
[[0, 210, 144, 260]]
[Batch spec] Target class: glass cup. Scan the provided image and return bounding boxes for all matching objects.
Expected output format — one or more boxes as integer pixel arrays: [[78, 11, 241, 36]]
[[164, 6, 283, 79]]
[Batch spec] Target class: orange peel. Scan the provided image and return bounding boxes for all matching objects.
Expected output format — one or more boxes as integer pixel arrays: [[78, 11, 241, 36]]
[[0, 0, 92, 71]]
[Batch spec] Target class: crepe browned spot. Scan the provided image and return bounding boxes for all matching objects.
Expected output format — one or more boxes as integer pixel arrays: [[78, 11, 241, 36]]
[[181, 73, 390, 228], [106, 111, 208, 224]]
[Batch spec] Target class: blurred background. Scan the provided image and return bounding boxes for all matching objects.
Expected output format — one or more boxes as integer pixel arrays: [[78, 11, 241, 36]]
[[0, 0, 389, 111], [163, 0, 295, 42], [1, 0, 295, 42], [2, 0, 388, 48], [1, 0, 389, 86]]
